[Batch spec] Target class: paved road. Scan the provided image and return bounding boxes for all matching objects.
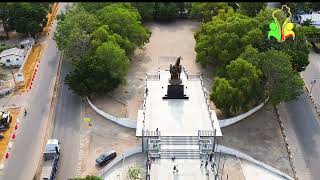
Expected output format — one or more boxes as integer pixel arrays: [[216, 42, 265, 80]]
[[51, 59, 81, 180], [280, 92, 320, 180], [0, 4, 69, 180], [301, 52, 320, 111]]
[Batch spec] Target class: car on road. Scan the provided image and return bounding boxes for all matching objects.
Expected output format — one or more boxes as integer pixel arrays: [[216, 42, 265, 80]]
[[95, 150, 117, 167]]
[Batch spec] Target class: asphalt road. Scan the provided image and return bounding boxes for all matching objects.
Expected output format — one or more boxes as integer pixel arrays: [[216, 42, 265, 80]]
[[282, 92, 320, 180], [301, 52, 320, 111], [51, 59, 81, 180], [0, 4, 71, 180]]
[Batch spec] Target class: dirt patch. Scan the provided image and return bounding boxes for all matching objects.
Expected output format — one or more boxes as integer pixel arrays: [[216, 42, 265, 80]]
[[0, 107, 21, 162], [81, 102, 140, 176], [0, 67, 17, 90], [219, 102, 293, 177]]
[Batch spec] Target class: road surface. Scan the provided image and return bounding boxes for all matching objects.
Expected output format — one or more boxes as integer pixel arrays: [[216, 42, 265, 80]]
[[280, 92, 320, 180], [0, 4, 69, 180], [301, 52, 320, 111], [51, 59, 81, 180]]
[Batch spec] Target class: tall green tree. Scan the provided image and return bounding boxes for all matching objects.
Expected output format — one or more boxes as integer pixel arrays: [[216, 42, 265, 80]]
[[131, 2, 155, 22], [190, 2, 232, 22], [240, 49, 304, 104], [238, 2, 266, 17], [8, 3, 49, 37], [154, 3, 179, 21], [194, 10, 263, 68], [54, 7, 99, 61], [97, 3, 150, 49], [225, 58, 263, 108], [210, 77, 239, 115], [65, 42, 129, 96]]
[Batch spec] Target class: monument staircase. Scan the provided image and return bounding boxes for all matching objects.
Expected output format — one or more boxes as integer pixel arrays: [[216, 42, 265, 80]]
[[147, 130, 216, 159]]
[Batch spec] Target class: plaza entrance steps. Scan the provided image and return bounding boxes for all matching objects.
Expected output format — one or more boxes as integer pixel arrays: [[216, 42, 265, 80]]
[[160, 136, 199, 145], [159, 136, 201, 159], [160, 148, 201, 159]]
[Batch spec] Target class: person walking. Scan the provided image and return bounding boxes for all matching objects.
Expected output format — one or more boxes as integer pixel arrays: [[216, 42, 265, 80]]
[[200, 159, 203, 168], [205, 160, 208, 169], [173, 165, 176, 174], [24, 109, 27, 117], [209, 152, 213, 162]]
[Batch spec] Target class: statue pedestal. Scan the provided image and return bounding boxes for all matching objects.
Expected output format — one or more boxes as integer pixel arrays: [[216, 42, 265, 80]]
[[163, 84, 189, 99]]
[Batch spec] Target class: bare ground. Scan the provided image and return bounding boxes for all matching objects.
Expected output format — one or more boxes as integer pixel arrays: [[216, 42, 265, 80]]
[[219, 102, 293, 177], [81, 102, 140, 176]]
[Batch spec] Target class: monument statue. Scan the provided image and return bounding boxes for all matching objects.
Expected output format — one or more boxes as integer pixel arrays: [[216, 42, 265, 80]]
[[163, 56, 188, 99], [169, 57, 182, 85]]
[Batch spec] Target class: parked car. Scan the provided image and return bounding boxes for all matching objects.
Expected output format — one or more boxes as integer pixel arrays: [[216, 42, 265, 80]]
[[95, 150, 117, 167]]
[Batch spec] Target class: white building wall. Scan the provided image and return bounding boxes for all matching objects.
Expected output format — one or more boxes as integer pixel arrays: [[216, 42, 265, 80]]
[[0, 54, 24, 67]]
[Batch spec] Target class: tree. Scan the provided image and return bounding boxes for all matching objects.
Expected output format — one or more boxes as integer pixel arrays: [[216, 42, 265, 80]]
[[190, 2, 232, 22], [127, 166, 141, 180], [8, 3, 49, 37], [97, 3, 151, 49], [90, 25, 135, 56], [301, 18, 313, 26], [194, 10, 263, 68], [255, 8, 311, 72], [210, 77, 239, 115], [65, 42, 129, 96], [77, 2, 111, 13], [238, 2, 266, 17], [54, 7, 99, 61], [281, 2, 313, 14], [0, 3, 13, 39], [241, 49, 304, 104], [131, 3, 155, 22], [69, 175, 102, 180], [225, 58, 263, 108], [154, 3, 179, 21]]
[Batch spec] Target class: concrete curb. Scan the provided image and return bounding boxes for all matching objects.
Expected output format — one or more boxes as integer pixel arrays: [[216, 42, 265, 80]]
[[86, 97, 136, 129], [217, 144, 294, 180], [219, 97, 269, 128], [303, 85, 320, 119], [97, 146, 143, 177], [274, 105, 298, 180]]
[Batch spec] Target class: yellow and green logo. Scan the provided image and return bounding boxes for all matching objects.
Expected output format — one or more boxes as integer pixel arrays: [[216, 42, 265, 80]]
[[268, 5, 295, 42]]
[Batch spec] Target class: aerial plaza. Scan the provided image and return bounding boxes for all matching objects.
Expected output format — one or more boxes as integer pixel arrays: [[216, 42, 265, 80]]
[[136, 57, 222, 137]]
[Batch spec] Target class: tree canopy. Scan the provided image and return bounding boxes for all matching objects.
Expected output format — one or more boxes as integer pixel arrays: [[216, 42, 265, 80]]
[[194, 10, 263, 68], [69, 175, 102, 180], [190, 2, 232, 22], [97, 3, 150, 49], [54, 3, 150, 96], [65, 42, 129, 96], [5, 3, 50, 37], [238, 2, 266, 17]]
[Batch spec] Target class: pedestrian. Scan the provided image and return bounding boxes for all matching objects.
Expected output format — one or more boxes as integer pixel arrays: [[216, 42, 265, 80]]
[[205, 160, 208, 169], [209, 152, 213, 162], [171, 156, 175, 162], [200, 160, 203, 168], [148, 160, 151, 170], [173, 165, 176, 174], [24, 109, 27, 117], [156, 128, 158, 133]]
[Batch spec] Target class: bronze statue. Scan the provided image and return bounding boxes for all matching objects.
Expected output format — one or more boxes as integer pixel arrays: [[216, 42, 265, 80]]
[[169, 56, 182, 84]]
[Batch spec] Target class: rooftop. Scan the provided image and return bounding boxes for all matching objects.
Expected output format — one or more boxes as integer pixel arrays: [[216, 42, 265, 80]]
[[136, 70, 222, 137], [0, 47, 25, 58]]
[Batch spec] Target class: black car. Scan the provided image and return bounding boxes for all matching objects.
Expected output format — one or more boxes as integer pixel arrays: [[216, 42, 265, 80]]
[[95, 150, 117, 167]]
